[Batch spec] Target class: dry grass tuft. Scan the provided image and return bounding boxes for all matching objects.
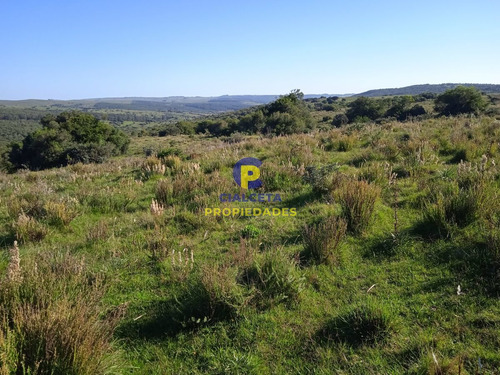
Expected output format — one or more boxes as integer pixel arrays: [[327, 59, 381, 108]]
[[13, 213, 48, 243], [7, 241, 22, 283], [150, 198, 164, 216], [303, 216, 347, 265]]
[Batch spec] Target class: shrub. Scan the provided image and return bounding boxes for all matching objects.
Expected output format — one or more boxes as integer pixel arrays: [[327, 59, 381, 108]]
[[260, 162, 301, 192], [7, 111, 129, 171], [324, 135, 354, 152], [43, 200, 79, 227], [338, 179, 380, 234], [303, 216, 347, 265], [422, 182, 485, 238], [303, 164, 342, 196], [65, 143, 115, 164], [157, 147, 185, 159], [346, 97, 383, 122], [155, 179, 173, 206], [332, 114, 349, 127], [7, 193, 46, 220], [140, 156, 166, 180], [435, 86, 487, 116], [408, 104, 426, 117], [162, 155, 182, 171], [241, 224, 262, 239]]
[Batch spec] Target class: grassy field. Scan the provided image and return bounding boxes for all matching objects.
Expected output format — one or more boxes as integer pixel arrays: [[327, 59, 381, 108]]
[[1, 115, 500, 373]]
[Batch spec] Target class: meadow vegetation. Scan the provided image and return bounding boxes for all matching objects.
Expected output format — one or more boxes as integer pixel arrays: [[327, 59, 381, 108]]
[[1, 88, 500, 373]]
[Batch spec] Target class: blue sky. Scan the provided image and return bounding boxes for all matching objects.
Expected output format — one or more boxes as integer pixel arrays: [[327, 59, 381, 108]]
[[1, 0, 499, 99]]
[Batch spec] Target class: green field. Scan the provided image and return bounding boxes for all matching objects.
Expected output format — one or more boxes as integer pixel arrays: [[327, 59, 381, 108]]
[[2, 106, 500, 373], [2, 87, 500, 374]]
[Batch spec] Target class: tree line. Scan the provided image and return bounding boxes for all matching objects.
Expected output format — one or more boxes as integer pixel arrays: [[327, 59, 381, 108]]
[[156, 86, 489, 137]]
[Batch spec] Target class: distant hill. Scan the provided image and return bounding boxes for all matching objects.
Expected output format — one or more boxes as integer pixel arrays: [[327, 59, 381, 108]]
[[0, 95, 283, 113], [355, 83, 500, 97], [0, 94, 352, 113]]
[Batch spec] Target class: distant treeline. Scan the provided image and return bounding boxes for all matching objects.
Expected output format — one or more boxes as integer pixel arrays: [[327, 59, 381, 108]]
[[155, 90, 314, 137], [154, 87, 494, 138]]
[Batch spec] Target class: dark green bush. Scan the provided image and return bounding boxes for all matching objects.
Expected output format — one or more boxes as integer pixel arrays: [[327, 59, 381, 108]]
[[346, 97, 383, 122], [435, 86, 487, 116], [332, 114, 349, 127], [6, 111, 129, 171]]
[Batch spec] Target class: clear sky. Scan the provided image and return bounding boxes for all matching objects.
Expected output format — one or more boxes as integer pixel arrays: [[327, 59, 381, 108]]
[[1, 0, 499, 99]]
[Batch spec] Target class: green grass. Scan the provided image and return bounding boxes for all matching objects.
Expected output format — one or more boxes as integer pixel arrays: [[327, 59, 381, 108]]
[[1, 115, 500, 373]]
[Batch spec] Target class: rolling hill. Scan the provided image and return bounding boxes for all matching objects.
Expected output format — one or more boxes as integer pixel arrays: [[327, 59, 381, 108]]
[[355, 83, 500, 97]]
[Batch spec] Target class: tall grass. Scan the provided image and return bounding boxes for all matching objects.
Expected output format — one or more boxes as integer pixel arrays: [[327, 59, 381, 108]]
[[0, 249, 124, 374], [337, 179, 380, 234]]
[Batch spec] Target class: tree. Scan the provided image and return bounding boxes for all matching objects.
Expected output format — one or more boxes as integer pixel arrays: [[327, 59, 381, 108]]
[[434, 86, 487, 116], [6, 111, 129, 171], [346, 97, 383, 123], [263, 90, 315, 135], [385, 96, 414, 120]]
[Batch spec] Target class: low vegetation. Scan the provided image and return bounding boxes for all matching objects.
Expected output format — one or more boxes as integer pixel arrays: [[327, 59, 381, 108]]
[[0, 90, 500, 373]]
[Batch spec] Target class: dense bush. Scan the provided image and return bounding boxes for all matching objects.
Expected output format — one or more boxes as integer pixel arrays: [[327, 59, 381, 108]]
[[331, 113, 349, 127], [435, 86, 487, 116], [385, 96, 427, 120], [346, 97, 384, 123], [5, 111, 129, 171], [171, 90, 315, 137]]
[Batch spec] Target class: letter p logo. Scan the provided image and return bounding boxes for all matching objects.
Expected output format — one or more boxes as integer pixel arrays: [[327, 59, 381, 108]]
[[233, 157, 262, 189]]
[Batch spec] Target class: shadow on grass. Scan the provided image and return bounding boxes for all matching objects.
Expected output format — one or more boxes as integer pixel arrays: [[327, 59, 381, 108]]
[[421, 239, 500, 297], [315, 304, 392, 349], [282, 190, 318, 209], [362, 230, 416, 260], [115, 298, 183, 340], [410, 219, 448, 241], [116, 282, 240, 341], [0, 231, 17, 248]]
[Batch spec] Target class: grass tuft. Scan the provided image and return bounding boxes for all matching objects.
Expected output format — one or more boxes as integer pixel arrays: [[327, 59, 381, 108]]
[[337, 179, 380, 234], [302, 216, 347, 265], [318, 302, 393, 348]]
